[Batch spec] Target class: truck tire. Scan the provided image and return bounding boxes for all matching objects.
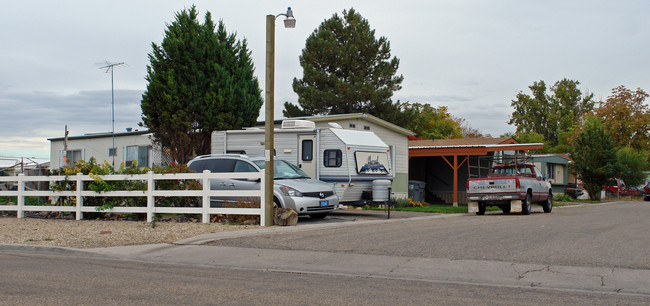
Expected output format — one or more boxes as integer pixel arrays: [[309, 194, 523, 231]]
[[477, 202, 486, 215], [500, 205, 511, 214], [522, 193, 532, 215], [542, 191, 553, 213]]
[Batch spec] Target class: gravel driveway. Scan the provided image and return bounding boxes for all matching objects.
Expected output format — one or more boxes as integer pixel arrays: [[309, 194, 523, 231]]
[[0, 216, 256, 249]]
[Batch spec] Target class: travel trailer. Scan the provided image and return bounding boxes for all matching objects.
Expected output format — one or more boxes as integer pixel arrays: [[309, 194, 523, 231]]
[[211, 120, 393, 204]]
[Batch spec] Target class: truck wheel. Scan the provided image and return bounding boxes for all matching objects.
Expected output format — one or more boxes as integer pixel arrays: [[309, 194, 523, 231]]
[[500, 205, 511, 214], [542, 192, 553, 213], [522, 193, 532, 215], [477, 202, 486, 215]]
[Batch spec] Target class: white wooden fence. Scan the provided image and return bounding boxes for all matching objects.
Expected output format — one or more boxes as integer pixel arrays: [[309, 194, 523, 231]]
[[0, 170, 268, 226]]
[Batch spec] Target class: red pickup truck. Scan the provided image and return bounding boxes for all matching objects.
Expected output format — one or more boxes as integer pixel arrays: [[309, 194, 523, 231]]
[[604, 178, 627, 196], [466, 163, 553, 215]]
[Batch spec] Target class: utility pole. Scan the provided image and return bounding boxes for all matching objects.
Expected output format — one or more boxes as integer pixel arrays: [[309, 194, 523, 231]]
[[63, 125, 69, 167], [99, 61, 125, 168]]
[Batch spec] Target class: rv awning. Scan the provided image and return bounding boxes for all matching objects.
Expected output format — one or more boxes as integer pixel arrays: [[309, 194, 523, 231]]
[[330, 129, 388, 148]]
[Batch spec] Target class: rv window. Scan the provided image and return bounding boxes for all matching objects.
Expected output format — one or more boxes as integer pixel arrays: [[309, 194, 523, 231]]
[[301, 140, 313, 161], [324, 150, 342, 167], [226, 150, 246, 154]]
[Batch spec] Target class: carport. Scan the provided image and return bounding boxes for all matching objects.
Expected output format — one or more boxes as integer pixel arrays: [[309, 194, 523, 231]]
[[408, 138, 544, 206]]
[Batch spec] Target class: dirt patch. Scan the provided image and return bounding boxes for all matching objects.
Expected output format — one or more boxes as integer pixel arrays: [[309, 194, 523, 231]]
[[0, 214, 257, 249]]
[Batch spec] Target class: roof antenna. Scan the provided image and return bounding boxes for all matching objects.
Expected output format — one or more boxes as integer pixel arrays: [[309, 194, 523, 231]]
[[98, 61, 126, 168]]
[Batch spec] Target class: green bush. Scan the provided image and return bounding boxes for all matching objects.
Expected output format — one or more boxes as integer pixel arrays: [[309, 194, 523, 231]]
[[48, 158, 202, 210]]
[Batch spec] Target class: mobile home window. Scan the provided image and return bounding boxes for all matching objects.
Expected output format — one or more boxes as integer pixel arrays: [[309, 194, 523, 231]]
[[301, 139, 313, 161], [126, 145, 149, 167], [324, 150, 342, 167], [546, 164, 556, 179], [64, 149, 82, 167]]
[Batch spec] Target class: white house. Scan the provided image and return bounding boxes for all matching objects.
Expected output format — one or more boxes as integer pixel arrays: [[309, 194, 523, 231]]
[[48, 129, 163, 169]]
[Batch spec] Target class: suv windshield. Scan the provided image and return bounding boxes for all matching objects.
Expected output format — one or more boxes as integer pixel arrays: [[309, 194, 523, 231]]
[[253, 160, 311, 179]]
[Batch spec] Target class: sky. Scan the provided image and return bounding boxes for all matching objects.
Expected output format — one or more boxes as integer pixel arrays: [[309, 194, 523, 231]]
[[1, 0, 649, 159]]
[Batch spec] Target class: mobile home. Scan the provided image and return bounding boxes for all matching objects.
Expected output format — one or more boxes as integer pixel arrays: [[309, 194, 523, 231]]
[[211, 120, 393, 204]]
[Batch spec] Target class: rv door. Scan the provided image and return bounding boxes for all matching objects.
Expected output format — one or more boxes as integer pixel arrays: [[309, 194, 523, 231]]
[[298, 134, 316, 178]]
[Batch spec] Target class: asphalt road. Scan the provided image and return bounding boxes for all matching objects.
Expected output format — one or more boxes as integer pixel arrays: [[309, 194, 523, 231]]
[[213, 202, 650, 269], [1, 252, 648, 305], [1, 201, 649, 304]]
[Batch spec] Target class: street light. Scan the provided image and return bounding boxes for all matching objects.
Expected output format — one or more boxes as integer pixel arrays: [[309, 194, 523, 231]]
[[265, 7, 295, 226]]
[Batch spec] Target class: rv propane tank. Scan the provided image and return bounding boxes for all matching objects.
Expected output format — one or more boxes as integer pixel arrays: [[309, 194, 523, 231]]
[[372, 180, 392, 202]]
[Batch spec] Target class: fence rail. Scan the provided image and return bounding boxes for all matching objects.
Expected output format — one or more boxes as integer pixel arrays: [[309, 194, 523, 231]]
[[0, 170, 268, 226]]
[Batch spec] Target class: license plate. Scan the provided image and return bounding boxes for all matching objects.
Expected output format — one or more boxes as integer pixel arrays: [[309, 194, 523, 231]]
[[320, 200, 329, 207]]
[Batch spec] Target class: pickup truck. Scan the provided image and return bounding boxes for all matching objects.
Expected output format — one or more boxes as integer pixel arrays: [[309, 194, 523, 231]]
[[466, 163, 553, 215], [604, 178, 627, 196]]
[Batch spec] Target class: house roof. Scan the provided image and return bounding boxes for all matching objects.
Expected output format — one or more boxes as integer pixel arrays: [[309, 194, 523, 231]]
[[277, 113, 415, 137], [409, 137, 517, 148], [408, 137, 544, 157], [48, 130, 151, 141]]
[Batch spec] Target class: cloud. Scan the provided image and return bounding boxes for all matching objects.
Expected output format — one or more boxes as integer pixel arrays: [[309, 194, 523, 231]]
[[0, 89, 143, 157]]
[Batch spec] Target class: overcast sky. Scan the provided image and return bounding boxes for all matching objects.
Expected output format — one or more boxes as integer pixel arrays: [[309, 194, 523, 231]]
[[1, 0, 649, 159]]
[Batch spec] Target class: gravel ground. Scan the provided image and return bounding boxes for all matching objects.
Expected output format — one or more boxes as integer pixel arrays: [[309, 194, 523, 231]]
[[0, 216, 256, 249]]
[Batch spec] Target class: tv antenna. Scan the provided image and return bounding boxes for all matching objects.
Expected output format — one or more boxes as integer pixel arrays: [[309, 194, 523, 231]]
[[98, 61, 126, 168]]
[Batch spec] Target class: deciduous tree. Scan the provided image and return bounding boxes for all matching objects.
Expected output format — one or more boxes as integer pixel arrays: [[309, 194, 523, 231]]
[[615, 147, 650, 187], [406, 104, 463, 139], [569, 116, 617, 200], [509, 79, 594, 147], [141, 6, 262, 163], [593, 86, 649, 151]]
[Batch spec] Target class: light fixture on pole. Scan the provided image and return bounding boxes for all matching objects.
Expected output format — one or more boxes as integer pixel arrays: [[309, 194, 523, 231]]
[[265, 7, 295, 226]]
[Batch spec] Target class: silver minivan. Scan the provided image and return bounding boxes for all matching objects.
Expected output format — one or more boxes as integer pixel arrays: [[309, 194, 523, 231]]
[[187, 154, 339, 218]]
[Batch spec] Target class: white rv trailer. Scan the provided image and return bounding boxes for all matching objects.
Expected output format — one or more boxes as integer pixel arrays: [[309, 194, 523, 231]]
[[211, 120, 393, 204]]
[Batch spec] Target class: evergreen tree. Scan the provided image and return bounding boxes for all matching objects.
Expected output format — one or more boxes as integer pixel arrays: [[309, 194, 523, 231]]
[[141, 6, 262, 163], [283, 8, 405, 125]]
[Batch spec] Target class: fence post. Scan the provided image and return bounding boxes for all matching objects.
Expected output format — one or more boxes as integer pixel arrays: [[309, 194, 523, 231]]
[[260, 169, 267, 226], [202, 170, 210, 223], [17, 174, 24, 218], [76, 173, 83, 220], [147, 171, 154, 223]]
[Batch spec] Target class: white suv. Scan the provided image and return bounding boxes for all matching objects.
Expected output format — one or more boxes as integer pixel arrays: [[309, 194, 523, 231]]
[[187, 154, 339, 219]]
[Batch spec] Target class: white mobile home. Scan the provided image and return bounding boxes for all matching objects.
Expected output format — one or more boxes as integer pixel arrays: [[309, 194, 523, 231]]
[[212, 120, 393, 204], [274, 114, 413, 199], [49, 129, 163, 169]]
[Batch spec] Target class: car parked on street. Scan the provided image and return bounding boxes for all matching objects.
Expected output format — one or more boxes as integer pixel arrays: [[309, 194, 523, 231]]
[[644, 182, 650, 201], [187, 154, 339, 218]]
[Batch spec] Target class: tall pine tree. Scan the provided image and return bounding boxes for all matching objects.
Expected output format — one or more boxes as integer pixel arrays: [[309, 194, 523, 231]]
[[141, 6, 262, 163], [283, 8, 405, 125]]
